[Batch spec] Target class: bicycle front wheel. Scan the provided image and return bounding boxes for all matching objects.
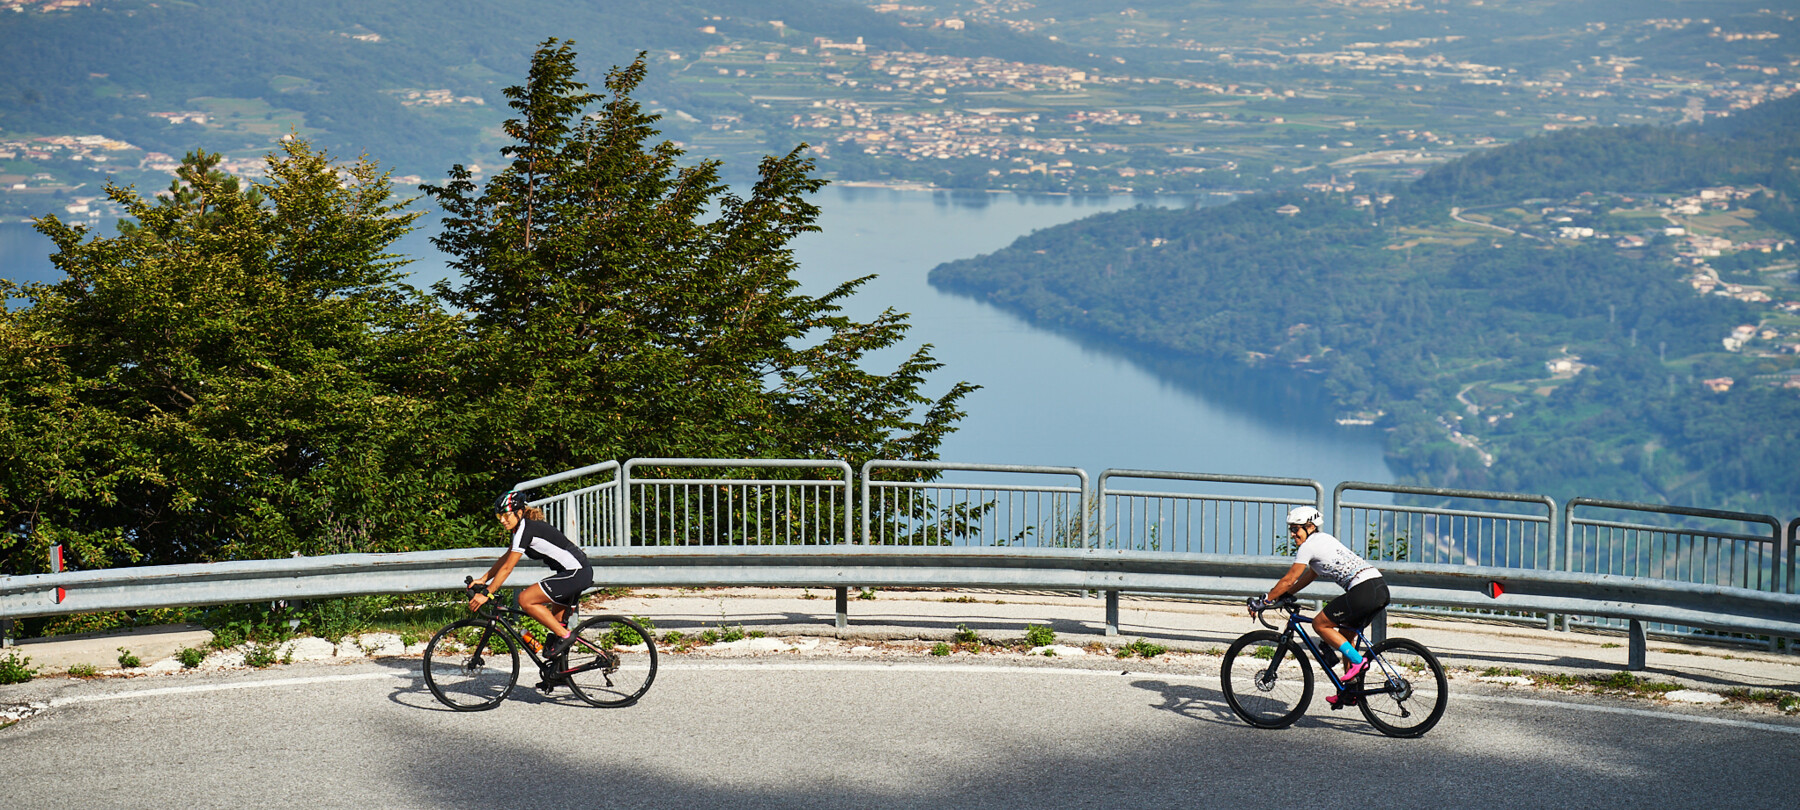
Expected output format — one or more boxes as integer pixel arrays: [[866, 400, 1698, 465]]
[[563, 615, 658, 708], [423, 618, 519, 711], [1357, 637, 1448, 738], [1221, 629, 1314, 729]]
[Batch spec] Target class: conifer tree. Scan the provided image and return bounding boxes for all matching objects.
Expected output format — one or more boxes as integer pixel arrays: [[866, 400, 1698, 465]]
[[424, 40, 973, 486]]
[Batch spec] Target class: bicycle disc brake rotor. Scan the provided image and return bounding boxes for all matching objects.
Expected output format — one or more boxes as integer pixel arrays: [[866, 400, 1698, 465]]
[[1255, 668, 1279, 692], [1388, 675, 1413, 702]]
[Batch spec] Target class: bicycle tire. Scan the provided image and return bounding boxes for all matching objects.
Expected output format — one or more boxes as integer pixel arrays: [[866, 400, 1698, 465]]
[[423, 618, 519, 711], [562, 615, 658, 708], [1221, 629, 1314, 729], [1356, 637, 1448, 738]]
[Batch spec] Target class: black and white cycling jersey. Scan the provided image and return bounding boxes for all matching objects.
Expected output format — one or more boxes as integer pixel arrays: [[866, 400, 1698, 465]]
[[509, 518, 589, 575], [1294, 531, 1380, 590]]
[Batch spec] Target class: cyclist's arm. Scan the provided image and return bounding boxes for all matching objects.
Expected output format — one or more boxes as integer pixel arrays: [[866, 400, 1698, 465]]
[[469, 550, 524, 610], [1266, 563, 1314, 602]]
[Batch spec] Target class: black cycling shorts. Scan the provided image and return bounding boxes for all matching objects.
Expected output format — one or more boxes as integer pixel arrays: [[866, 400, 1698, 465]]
[[536, 567, 593, 608], [1323, 577, 1389, 629]]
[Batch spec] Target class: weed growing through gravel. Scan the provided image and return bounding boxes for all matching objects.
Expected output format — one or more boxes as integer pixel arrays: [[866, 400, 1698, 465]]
[[1533, 671, 1682, 696], [1481, 667, 1524, 678], [0, 650, 38, 684], [116, 647, 141, 668], [930, 642, 951, 656], [1115, 639, 1167, 659], [176, 647, 206, 669], [67, 663, 98, 677], [954, 623, 980, 644], [1719, 688, 1800, 712], [1023, 625, 1055, 647]]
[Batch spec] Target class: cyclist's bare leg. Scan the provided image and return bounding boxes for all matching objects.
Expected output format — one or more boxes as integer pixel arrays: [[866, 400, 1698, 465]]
[[1313, 612, 1349, 652], [519, 584, 572, 638]]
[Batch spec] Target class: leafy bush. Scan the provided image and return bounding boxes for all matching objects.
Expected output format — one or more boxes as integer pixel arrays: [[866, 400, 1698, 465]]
[[115, 647, 141, 668], [176, 647, 206, 669], [242, 641, 281, 669], [67, 663, 98, 677], [719, 624, 746, 643], [857, 588, 878, 600], [1023, 625, 1055, 647], [954, 623, 980, 644], [1116, 639, 1168, 659], [930, 642, 951, 656], [0, 650, 37, 684]]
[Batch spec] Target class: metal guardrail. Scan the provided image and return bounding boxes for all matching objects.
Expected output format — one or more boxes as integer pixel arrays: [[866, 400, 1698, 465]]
[[1333, 482, 1560, 641], [5, 548, 1799, 660], [1334, 481, 1559, 569], [1790, 519, 1799, 596], [1097, 470, 1322, 555], [622, 459, 854, 547], [860, 461, 1089, 549], [1564, 498, 1785, 664], [7, 457, 1800, 670], [515, 460, 622, 548]]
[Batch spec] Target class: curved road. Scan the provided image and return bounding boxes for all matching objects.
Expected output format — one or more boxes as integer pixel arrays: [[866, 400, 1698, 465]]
[[4, 657, 1795, 808]]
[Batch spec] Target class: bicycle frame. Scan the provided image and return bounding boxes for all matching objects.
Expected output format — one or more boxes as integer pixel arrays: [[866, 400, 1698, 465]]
[[470, 594, 612, 681], [1265, 603, 1396, 699]]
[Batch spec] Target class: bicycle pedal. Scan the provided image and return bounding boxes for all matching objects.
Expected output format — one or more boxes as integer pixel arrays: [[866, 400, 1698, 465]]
[[535, 680, 558, 695]]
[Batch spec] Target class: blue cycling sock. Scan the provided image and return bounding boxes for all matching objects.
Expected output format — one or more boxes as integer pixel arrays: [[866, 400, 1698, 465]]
[[1338, 641, 1364, 665]]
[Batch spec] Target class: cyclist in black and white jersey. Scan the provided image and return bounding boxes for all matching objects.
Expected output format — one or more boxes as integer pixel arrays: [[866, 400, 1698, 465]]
[[1248, 506, 1390, 706], [469, 491, 593, 662]]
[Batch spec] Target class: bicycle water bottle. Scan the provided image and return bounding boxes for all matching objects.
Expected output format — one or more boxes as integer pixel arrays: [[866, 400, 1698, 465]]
[[520, 630, 542, 653]]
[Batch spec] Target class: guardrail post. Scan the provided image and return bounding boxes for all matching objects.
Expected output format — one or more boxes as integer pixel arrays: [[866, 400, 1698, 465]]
[[1104, 591, 1119, 636], [1, 618, 12, 647], [1628, 619, 1647, 671], [835, 586, 848, 630]]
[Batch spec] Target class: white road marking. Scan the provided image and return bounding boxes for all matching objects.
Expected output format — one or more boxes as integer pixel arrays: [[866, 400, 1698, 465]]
[[46, 671, 410, 707], [36, 660, 1800, 736]]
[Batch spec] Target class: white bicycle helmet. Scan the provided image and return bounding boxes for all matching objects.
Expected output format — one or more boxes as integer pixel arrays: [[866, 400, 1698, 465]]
[[1285, 505, 1323, 528]]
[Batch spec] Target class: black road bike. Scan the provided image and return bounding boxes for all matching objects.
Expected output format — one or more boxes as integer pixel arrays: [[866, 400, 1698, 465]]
[[1222, 596, 1448, 738], [422, 578, 658, 711]]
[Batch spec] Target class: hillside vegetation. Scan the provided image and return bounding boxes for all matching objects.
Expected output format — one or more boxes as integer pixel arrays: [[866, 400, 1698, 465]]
[[932, 97, 1800, 517]]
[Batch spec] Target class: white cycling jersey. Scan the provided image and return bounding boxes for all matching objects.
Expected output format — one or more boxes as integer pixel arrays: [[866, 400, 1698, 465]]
[[1294, 531, 1381, 590]]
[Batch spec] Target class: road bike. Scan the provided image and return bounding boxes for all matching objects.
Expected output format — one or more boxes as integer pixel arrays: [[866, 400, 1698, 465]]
[[1221, 595, 1448, 737], [422, 577, 658, 711]]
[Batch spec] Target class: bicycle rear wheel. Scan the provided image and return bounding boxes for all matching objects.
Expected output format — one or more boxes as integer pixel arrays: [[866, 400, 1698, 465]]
[[1357, 637, 1448, 738], [423, 618, 519, 711], [562, 615, 658, 708], [1221, 629, 1314, 729]]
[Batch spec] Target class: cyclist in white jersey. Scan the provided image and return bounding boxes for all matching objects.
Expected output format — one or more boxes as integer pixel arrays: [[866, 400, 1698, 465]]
[[1249, 506, 1390, 705], [468, 491, 593, 662]]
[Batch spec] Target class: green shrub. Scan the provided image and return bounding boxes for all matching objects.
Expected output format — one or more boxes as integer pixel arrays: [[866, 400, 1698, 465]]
[[857, 588, 877, 600], [699, 629, 719, 645], [243, 640, 281, 669], [67, 663, 98, 677], [661, 630, 686, 645], [176, 647, 206, 669], [1023, 625, 1055, 647], [930, 642, 951, 656], [748, 630, 766, 639], [0, 650, 37, 684], [954, 623, 979, 644], [1116, 639, 1167, 659], [719, 624, 746, 643], [116, 647, 141, 669]]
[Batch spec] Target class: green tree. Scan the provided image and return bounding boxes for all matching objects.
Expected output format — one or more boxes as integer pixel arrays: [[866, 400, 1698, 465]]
[[0, 139, 475, 573], [424, 40, 973, 488]]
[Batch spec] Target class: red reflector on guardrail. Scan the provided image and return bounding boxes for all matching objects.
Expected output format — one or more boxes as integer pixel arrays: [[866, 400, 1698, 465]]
[[54, 587, 66, 604], [1486, 581, 1505, 599]]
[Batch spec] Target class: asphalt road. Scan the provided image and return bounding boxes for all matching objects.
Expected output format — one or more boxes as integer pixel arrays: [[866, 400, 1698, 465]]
[[4, 657, 1796, 809]]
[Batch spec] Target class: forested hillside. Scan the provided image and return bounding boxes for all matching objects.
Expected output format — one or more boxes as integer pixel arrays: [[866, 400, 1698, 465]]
[[932, 96, 1800, 516]]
